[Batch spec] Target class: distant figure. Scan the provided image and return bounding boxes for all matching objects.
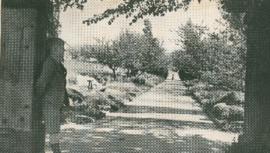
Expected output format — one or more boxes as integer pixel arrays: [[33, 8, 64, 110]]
[[36, 38, 67, 153], [172, 73, 174, 80], [87, 79, 93, 90]]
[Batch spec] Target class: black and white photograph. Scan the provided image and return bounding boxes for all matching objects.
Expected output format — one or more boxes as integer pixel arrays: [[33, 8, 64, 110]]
[[0, 0, 270, 153]]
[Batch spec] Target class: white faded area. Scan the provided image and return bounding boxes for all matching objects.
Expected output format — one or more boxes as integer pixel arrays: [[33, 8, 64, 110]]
[[120, 129, 145, 135], [61, 122, 95, 130], [106, 112, 212, 124], [95, 128, 115, 133], [174, 128, 238, 143], [130, 94, 200, 111]]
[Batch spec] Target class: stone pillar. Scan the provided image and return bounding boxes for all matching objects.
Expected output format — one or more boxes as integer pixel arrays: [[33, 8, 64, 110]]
[[0, 0, 49, 152]]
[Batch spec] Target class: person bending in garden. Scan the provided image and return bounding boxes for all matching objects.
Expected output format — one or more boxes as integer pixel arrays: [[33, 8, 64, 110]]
[[36, 38, 67, 153]]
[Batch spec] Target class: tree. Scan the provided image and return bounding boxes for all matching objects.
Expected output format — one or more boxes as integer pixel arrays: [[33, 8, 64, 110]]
[[173, 18, 246, 91], [117, 30, 143, 77], [93, 39, 122, 80], [174, 20, 206, 79], [79, 45, 96, 60], [140, 19, 168, 77], [114, 23, 168, 78], [172, 49, 200, 80]]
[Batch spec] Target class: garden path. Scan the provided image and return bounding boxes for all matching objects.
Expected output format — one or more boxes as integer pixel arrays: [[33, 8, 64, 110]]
[[46, 71, 238, 153]]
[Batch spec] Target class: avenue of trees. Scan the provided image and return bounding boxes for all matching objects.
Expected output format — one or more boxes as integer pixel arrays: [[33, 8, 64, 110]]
[[73, 19, 169, 80], [51, 0, 270, 152]]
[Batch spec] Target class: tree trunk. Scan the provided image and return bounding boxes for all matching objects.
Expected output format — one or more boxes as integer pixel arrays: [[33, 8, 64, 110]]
[[236, 1, 270, 152]]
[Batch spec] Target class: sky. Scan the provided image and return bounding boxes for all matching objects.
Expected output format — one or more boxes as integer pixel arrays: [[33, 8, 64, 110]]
[[59, 0, 223, 52]]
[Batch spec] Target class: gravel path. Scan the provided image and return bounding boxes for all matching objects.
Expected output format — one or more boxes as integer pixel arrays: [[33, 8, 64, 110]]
[[46, 71, 238, 153]]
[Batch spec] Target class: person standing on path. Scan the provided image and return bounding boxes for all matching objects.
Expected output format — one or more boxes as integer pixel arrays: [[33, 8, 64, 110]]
[[36, 38, 67, 153]]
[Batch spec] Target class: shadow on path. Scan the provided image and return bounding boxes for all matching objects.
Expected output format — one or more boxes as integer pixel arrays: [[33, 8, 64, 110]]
[[59, 129, 229, 153], [46, 71, 238, 153]]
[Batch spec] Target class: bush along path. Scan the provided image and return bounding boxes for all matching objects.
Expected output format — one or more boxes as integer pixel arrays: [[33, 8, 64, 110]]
[[183, 79, 244, 133], [46, 71, 238, 153]]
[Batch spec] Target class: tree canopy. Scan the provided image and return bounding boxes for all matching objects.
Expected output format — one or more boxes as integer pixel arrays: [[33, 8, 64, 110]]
[[51, 0, 247, 26], [172, 18, 246, 91]]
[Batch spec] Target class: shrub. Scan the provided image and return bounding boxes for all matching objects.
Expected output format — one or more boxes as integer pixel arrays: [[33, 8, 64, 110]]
[[131, 77, 146, 85], [201, 71, 245, 91], [178, 69, 199, 80], [228, 105, 244, 121], [66, 88, 84, 104], [84, 94, 108, 106], [61, 106, 74, 123], [84, 106, 105, 120], [201, 99, 209, 105], [212, 103, 230, 119], [108, 95, 126, 112], [147, 67, 168, 79], [201, 72, 223, 87], [212, 103, 244, 121], [206, 90, 230, 104], [74, 115, 95, 124], [216, 91, 244, 106], [193, 90, 209, 103]]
